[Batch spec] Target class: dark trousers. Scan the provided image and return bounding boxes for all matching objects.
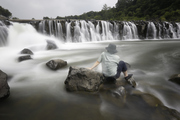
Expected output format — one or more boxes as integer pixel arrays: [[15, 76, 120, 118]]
[[114, 61, 127, 79], [103, 61, 127, 83]]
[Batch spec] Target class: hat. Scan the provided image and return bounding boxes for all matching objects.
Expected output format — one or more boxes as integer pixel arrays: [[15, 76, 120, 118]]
[[106, 44, 117, 54]]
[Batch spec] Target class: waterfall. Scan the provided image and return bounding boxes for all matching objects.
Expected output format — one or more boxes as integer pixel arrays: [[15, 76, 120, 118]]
[[80, 20, 90, 42], [123, 22, 138, 40], [38, 20, 46, 34], [113, 22, 120, 40], [0, 20, 180, 46], [101, 21, 113, 40], [168, 22, 177, 39], [35, 20, 180, 42], [0, 21, 8, 46], [56, 21, 64, 40], [147, 22, 157, 39], [177, 23, 180, 38], [66, 21, 72, 42]]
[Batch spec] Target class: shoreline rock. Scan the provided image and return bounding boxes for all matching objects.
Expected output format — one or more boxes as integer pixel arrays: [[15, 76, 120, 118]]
[[0, 70, 10, 99]]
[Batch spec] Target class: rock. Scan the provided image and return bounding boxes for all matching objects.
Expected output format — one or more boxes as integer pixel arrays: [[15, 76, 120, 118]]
[[46, 40, 58, 50], [20, 48, 33, 55], [169, 74, 180, 85], [0, 70, 10, 99], [18, 55, 32, 62], [46, 59, 67, 70], [64, 67, 104, 92], [111, 86, 126, 98], [132, 90, 163, 107]]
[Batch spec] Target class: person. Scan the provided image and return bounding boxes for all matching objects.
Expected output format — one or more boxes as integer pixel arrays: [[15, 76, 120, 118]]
[[88, 43, 133, 82]]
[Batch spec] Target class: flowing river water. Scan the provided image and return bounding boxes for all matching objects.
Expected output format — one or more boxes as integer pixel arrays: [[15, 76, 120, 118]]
[[0, 22, 180, 120]]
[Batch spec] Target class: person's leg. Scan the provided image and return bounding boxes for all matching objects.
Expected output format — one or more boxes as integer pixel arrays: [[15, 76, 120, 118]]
[[123, 71, 128, 77], [115, 61, 127, 79]]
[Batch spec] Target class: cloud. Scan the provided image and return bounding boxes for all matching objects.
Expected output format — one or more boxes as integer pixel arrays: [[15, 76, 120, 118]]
[[0, 0, 117, 19]]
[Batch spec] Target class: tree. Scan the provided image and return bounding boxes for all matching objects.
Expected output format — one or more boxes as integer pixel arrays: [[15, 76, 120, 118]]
[[0, 6, 12, 18], [102, 4, 109, 11], [43, 17, 50, 19]]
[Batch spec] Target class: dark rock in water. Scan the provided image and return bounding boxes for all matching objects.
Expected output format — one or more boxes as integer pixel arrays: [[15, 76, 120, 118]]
[[64, 67, 104, 92], [111, 86, 126, 98], [46, 40, 58, 50], [169, 74, 180, 85], [0, 70, 10, 99], [46, 59, 67, 70], [20, 48, 33, 55], [18, 55, 32, 62]]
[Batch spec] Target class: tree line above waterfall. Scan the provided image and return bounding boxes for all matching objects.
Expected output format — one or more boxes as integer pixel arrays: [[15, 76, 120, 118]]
[[0, 0, 180, 21], [56, 0, 180, 22]]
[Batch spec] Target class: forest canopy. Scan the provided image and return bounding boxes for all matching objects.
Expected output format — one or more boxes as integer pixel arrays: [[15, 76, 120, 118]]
[[56, 0, 180, 21]]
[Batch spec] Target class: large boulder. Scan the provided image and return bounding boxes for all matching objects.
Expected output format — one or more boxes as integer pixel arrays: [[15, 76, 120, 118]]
[[64, 67, 104, 92], [0, 70, 10, 99], [46, 59, 67, 70], [169, 74, 180, 85]]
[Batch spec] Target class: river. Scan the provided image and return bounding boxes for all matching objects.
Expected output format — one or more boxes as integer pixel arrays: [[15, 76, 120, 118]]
[[0, 22, 180, 120]]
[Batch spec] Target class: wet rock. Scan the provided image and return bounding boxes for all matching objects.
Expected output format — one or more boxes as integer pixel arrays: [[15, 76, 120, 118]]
[[135, 21, 148, 39], [0, 70, 10, 99], [64, 67, 104, 92], [132, 90, 180, 120], [169, 74, 180, 85], [18, 55, 32, 62], [46, 40, 58, 50], [20, 48, 33, 55], [46, 59, 67, 70], [132, 90, 163, 107], [111, 86, 126, 98], [153, 106, 180, 120]]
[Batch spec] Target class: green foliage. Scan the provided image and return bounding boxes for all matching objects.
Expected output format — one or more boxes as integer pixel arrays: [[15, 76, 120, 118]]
[[12, 17, 19, 19], [43, 17, 50, 20], [56, 0, 180, 21], [0, 6, 12, 18]]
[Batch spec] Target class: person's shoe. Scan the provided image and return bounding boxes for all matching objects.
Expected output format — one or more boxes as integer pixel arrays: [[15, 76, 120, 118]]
[[124, 74, 133, 81], [124, 74, 136, 88]]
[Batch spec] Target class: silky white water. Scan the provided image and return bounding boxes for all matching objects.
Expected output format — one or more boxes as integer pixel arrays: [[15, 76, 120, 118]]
[[0, 22, 180, 120]]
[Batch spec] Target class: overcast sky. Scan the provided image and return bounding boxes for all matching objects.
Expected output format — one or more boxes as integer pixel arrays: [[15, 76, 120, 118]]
[[0, 0, 117, 19]]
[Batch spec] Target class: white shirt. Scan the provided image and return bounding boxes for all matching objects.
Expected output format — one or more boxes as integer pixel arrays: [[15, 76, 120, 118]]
[[97, 52, 120, 77]]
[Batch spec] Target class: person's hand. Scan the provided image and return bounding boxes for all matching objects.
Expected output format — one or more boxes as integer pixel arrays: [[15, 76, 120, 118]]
[[87, 67, 92, 70]]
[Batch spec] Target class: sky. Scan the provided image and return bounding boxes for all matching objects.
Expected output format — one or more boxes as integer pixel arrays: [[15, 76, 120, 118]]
[[0, 0, 117, 19]]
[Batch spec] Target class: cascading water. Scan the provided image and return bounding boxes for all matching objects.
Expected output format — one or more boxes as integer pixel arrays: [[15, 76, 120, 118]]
[[66, 21, 72, 42], [123, 22, 138, 40], [177, 23, 180, 38], [101, 21, 114, 40], [147, 22, 157, 39], [36, 20, 180, 42], [0, 21, 8, 46]]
